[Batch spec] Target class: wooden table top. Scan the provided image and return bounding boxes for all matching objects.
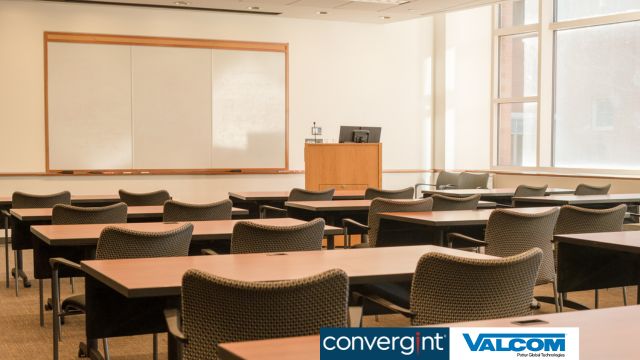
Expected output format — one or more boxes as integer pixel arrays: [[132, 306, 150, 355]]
[[219, 335, 320, 360], [228, 190, 365, 201], [218, 306, 640, 360], [10, 205, 248, 221], [32, 218, 342, 246], [554, 231, 640, 254], [81, 245, 494, 298], [379, 207, 557, 227], [285, 200, 496, 212], [285, 200, 371, 211], [439, 305, 639, 359], [0, 194, 120, 206], [423, 187, 573, 197], [513, 193, 640, 205]]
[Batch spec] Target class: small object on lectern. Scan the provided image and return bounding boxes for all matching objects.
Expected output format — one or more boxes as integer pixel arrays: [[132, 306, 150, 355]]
[[311, 122, 323, 143]]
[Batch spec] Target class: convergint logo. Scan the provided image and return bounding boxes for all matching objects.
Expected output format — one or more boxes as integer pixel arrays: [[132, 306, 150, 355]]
[[320, 328, 450, 360], [450, 328, 579, 360], [320, 327, 579, 360]]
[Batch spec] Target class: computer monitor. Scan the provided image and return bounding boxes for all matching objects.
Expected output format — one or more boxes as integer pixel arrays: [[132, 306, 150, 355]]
[[338, 126, 381, 143]]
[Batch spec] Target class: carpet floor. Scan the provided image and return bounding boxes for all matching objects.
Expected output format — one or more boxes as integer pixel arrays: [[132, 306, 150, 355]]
[[0, 245, 633, 359]]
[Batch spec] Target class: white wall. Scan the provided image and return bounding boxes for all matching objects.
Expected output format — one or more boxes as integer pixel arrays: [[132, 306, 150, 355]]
[[444, 5, 492, 170], [0, 0, 434, 201], [433, 5, 492, 171]]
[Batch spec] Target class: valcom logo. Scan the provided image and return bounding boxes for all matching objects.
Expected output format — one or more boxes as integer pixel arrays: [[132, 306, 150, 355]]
[[320, 328, 449, 360], [450, 328, 579, 359], [463, 333, 565, 352]]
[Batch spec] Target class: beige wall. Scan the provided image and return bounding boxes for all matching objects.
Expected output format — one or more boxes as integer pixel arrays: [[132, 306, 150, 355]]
[[0, 0, 434, 201]]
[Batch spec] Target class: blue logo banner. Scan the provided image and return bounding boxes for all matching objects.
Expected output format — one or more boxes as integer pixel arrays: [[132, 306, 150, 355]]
[[320, 327, 450, 360]]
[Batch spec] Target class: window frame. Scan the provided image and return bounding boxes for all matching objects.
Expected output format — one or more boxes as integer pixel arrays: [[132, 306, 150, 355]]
[[490, 0, 640, 175], [491, 0, 542, 169]]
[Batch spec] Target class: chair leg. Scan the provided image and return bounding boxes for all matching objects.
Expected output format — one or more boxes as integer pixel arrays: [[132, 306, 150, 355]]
[[595, 289, 599, 309], [14, 250, 19, 296], [622, 287, 628, 306], [348, 306, 363, 328], [70, 277, 75, 294], [103, 339, 111, 360], [552, 280, 560, 313], [39, 279, 45, 327], [558, 292, 564, 312], [52, 265, 61, 360], [4, 217, 9, 288], [153, 333, 159, 360]]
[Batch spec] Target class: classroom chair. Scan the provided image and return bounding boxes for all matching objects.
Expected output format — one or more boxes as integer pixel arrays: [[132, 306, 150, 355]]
[[448, 208, 561, 311], [414, 170, 460, 196], [554, 204, 627, 310], [10, 191, 71, 293], [457, 172, 490, 189], [363, 187, 414, 200], [118, 189, 171, 206], [574, 183, 611, 195], [165, 268, 349, 360], [342, 197, 433, 248], [38, 203, 128, 326], [50, 223, 194, 360], [229, 218, 325, 254], [431, 194, 481, 211], [259, 188, 335, 218], [358, 248, 542, 326], [163, 199, 232, 222], [514, 184, 548, 197]]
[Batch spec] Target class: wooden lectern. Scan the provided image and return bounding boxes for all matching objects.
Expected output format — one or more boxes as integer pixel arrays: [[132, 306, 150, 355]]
[[304, 143, 382, 191]]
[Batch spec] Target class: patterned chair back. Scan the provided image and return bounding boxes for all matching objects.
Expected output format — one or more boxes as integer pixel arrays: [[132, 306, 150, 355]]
[[410, 248, 542, 325], [181, 268, 349, 360], [163, 199, 232, 222], [231, 218, 325, 254]]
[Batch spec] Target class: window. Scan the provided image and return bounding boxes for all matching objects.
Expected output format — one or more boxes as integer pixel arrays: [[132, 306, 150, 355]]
[[498, 33, 538, 98], [553, 19, 640, 169], [556, 0, 640, 21], [494, 0, 539, 167], [499, 0, 539, 27]]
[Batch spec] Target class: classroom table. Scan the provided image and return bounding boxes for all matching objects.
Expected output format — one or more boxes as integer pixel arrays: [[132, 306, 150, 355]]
[[1, 194, 120, 290], [33, 218, 342, 328], [78, 245, 494, 360], [32, 218, 343, 280], [228, 189, 366, 218], [554, 230, 640, 310], [0, 194, 121, 207], [284, 199, 497, 225], [7, 205, 249, 294], [217, 306, 640, 360], [10, 205, 249, 222], [377, 207, 557, 247], [423, 187, 573, 205], [513, 193, 640, 209]]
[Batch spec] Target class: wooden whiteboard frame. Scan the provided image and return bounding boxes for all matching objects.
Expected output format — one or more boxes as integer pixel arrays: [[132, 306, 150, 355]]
[[44, 31, 289, 175]]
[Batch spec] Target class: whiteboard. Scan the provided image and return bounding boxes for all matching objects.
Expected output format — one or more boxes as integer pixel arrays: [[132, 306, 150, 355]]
[[46, 37, 287, 172], [48, 43, 132, 170], [132, 46, 212, 169], [211, 50, 286, 168]]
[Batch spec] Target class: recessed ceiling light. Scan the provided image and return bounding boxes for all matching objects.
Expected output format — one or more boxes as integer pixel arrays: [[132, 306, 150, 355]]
[[248, 6, 260, 10], [173, 1, 190, 5], [317, 11, 328, 15], [380, 16, 391, 19]]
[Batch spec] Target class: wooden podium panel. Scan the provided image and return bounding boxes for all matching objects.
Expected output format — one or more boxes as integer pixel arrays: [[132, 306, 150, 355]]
[[304, 143, 382, 191]]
